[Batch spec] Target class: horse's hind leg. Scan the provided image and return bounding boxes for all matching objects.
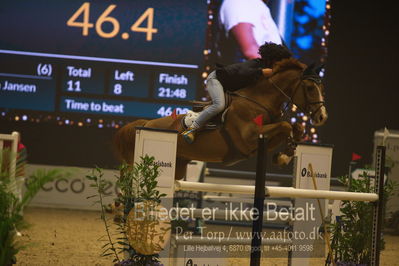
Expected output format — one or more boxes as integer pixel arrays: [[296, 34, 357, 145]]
[[175, 158, 190, 180]]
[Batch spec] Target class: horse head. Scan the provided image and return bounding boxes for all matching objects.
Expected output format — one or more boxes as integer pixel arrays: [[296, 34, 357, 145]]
[[293, 63, 328, 126], [266, 59, 328, 126]]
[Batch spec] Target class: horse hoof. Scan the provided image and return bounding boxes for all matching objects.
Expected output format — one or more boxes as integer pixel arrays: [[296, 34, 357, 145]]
[[273, 152, 291, 166], [278, 154, 292, 165], [272, 153, 280, 165]]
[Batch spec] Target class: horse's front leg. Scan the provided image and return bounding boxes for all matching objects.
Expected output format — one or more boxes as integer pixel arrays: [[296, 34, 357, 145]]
[[292, 122, 305, 142], [259, 121, 296, 166], [272, 122, 305, 165], [259, 121, 292, 148]]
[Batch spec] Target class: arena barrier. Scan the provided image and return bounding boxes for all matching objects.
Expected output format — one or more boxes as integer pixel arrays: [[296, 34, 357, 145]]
[[133, 127, 385, 266]]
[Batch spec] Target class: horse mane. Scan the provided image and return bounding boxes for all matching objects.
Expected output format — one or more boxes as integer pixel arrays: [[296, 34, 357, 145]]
[[272, 58, 306, 75]]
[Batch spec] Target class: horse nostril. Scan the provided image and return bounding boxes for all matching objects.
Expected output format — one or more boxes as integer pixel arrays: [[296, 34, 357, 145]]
[[319, 115, 324, 121]]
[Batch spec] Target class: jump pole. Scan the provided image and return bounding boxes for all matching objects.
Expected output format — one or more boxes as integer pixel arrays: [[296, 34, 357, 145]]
[[250, 134, 267, 266], [370, 145, 386, 266], [174, 181, 378, 201]]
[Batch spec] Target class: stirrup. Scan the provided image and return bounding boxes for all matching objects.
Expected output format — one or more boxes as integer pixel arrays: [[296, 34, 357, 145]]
[[181, 129, 196, 144]]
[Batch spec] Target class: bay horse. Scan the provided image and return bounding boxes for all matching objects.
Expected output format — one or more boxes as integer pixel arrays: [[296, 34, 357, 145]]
[[114, 58, 327, 179]]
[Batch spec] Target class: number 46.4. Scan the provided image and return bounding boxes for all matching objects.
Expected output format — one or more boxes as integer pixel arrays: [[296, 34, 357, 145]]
[[67, 2, 157, 41]]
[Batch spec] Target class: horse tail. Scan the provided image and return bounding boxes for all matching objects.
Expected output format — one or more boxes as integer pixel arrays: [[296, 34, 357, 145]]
[[113, 119, 148, 164]]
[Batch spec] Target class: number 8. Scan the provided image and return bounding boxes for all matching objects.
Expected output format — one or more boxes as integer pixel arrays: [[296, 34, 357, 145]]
[[114, 84, 122, 95]]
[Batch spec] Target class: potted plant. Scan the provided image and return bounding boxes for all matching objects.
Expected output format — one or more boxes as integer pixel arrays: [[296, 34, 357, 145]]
[[86, 155, 169, 266], [0, 150, 67, 266], [327, 171, 395, 265]]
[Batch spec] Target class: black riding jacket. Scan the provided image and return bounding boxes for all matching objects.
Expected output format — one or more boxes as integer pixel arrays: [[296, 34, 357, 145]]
[[215, 58, 266, 92]]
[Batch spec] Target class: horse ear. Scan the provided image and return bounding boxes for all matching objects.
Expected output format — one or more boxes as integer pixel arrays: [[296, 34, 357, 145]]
[[303, 63, 316, 76]]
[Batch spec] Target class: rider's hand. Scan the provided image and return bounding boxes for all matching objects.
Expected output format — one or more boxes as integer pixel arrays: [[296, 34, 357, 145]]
[[262, 68, 273, 77]]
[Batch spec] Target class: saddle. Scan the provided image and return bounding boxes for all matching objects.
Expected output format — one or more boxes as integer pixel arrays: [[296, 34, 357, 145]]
[[182, 92, 233, 130]]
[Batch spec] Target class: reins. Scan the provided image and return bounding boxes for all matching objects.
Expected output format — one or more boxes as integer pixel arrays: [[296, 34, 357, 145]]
[[227, 91, 277, 123]]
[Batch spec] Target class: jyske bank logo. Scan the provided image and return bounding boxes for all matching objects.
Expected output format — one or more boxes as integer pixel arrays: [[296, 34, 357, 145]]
[[154, 160, 173, 168], [301, 167, 327, 178]]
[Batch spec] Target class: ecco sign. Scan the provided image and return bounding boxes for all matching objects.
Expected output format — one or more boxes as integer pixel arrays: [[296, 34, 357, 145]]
[[26, 164, 119, 210], [31, 177, 118, 195]]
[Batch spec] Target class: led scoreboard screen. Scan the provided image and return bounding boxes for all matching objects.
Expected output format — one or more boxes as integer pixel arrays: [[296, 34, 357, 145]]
[[0, 0, 207, 124], [0, 0, 329, 127]]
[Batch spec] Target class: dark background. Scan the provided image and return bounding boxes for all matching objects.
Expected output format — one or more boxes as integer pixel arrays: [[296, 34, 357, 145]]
[[319, 1, 399, 176], [0, 0, 207, 65], [1, 1, 398, 176]]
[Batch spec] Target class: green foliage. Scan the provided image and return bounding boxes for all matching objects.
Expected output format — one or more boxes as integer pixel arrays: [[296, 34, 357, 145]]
[[86, 155, 166, 265], [0, 149, 68, 266], [86, 167, 121, 263], [329, 171, 396, 264], [0, 173, 22, 266], [117, 156, 166, 203]]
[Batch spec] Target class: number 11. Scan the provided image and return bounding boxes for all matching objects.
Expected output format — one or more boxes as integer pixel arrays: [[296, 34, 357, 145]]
[[67, 80, 82, 92]]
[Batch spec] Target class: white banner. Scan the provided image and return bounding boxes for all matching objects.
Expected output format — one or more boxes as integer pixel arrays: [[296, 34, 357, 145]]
[[291, 143, 333, 265], [133, 128, 177, 194], [133, 128, 178, 266], [26, 164, 118, 210]]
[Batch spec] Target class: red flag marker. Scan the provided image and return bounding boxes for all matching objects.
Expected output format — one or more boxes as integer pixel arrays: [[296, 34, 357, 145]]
[[352, 152, 362, 161], [253, 114, 263, 129], [170, 109, 177, 120]]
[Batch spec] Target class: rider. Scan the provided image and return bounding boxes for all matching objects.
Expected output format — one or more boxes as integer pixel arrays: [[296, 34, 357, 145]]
[[181, 42, 292, 143]]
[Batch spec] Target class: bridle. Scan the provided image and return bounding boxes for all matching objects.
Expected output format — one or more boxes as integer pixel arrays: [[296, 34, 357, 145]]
[[269, 73, 325, 120], [228, 71, 325, 123]]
